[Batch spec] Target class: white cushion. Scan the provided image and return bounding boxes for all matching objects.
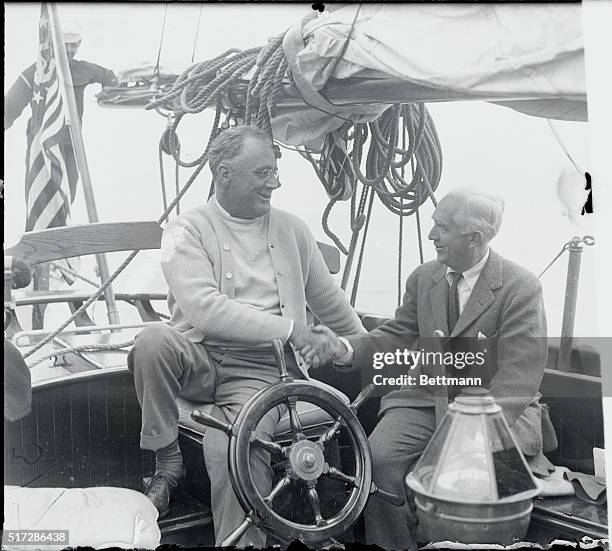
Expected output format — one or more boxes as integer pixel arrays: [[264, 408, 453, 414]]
[[3, 486, 161, 550]]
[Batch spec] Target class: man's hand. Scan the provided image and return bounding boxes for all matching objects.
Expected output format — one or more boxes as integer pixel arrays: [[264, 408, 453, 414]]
[[288, 323, 317, 350], [300, 326, 347, 369]]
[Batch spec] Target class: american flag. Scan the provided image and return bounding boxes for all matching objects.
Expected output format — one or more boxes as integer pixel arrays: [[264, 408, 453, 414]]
[[25, 3, 78, 232]]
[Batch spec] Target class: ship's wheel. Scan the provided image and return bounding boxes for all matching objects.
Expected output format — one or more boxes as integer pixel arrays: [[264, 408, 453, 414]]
[[191, 339, 403, 546]]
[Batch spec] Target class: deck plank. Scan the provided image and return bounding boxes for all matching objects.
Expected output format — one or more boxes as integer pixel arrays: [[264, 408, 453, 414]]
[[107, 375, 128, 485], [35, 395, 57, 487], [70, 381, 92, 486], [89, 378, 112, 486], [53, 384, 74, 486]]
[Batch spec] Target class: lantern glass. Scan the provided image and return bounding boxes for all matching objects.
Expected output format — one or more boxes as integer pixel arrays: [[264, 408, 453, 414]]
[[430, 410, 494, 501], [416, 413, 453, 475], [485, 415, 538, 498], [409, 388, 540, 503]]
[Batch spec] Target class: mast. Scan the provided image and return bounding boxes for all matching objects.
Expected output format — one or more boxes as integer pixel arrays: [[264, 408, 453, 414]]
[[47, 3, 120, 325]]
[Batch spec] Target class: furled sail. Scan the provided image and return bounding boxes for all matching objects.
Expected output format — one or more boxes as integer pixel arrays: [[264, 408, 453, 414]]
[[270, 4, 586, 146]]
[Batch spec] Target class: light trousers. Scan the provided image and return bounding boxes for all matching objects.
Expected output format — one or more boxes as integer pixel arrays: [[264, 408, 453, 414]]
[[128, 323, 300, 547]]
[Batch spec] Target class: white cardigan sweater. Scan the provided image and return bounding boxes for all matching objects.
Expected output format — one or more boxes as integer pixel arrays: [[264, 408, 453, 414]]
[[160, 200, 365, 347]]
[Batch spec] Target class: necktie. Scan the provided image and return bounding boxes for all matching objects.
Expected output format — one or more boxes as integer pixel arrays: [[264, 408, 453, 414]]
[[448, 272, 463, 333]]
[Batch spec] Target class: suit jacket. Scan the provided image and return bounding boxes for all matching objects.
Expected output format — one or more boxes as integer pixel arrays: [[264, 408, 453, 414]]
[[349, 249, 551, 456]]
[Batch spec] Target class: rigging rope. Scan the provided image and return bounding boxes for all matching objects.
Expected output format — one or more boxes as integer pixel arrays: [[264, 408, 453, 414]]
[[350, 189, 375, 307], [50, 262, 99, 288], [312, 102, 441, 252], [191, 4, 204, 64], [158, 133, 170, 212], [397, 127, 406, 307], [547, 119, 584, 175], [154, 3, 169, 78], [538, 235, 595, 278]]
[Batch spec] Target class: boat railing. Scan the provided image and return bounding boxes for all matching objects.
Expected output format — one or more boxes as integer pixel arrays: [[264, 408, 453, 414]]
[[11, 321, 163, 348]]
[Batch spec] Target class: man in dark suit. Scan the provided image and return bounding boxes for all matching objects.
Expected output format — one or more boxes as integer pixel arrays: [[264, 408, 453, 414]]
[[303, 189, 551, 549]]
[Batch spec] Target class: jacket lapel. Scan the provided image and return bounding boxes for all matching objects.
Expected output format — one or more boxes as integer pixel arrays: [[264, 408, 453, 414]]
[[450, 249, 502, 337], [429, 264, 449, 337]]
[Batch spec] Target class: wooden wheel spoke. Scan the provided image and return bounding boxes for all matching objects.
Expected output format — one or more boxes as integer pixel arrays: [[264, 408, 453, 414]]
[[286, 398, 304, 436], [306, 484, 326, 526], [324, 464, 357, 487], [263, 475, 292, 505], [250, 434, 285, 456], [220, 514, 254, 547], [318, 417, 342, 447]]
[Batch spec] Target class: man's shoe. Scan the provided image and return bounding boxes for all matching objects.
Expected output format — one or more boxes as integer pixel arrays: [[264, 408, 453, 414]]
[[143, 471, 182, 519]]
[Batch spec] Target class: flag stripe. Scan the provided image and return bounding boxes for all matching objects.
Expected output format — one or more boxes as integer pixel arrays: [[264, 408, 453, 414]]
[[27, 148, 69, 221], [25, 2, 77, 232]]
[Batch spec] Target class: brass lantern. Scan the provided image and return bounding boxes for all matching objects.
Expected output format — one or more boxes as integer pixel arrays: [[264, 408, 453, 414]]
[[405, 387, 542, 545]]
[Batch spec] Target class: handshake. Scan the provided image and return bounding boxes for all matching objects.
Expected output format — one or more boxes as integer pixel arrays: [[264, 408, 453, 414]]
[[289, 324, 349, 369]]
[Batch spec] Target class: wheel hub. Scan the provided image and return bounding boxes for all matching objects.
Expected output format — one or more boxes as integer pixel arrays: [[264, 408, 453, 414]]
[[288, 439, 325, 480]]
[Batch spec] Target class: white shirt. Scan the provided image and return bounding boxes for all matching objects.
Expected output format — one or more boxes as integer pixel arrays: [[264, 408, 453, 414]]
[[337, 248, 490, 363], [445, 248, 490, 315]]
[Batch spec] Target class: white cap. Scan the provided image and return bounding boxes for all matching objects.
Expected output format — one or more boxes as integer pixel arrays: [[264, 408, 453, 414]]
[[62, 20, 82, 44]]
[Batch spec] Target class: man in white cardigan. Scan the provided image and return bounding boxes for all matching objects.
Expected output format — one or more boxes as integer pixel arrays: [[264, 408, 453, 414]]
[[128, 125, 365, 546]]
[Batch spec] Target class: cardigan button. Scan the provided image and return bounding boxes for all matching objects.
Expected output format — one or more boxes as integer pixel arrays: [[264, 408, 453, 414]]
[[223, 244, 230, 251], [225, 272, 233, 279]]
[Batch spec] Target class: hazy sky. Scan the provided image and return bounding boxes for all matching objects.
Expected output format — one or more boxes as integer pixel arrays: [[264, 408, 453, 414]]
[[4, 3, 609, 337]]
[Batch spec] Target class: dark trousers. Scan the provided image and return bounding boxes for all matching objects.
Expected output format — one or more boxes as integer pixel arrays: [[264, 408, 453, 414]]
[[4, 339, 32, 422]]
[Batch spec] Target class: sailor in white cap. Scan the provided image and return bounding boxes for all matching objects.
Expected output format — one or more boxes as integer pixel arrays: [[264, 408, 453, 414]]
[[62, 20, 83, 61], [4, 19, 117, 130]]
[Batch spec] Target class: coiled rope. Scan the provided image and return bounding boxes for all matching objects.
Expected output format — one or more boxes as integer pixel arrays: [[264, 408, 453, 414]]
[[305, 102, 442, 297]]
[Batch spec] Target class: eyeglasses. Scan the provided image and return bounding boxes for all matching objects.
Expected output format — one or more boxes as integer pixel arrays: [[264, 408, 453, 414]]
[[253, 167, 279, 183]]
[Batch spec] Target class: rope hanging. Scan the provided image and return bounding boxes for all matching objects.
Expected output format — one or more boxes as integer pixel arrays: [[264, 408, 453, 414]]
[[154, 3, 169, 80], [191, 4, 204, 64], [538, 235, 595, 278], [307, 101, 442, 257]]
